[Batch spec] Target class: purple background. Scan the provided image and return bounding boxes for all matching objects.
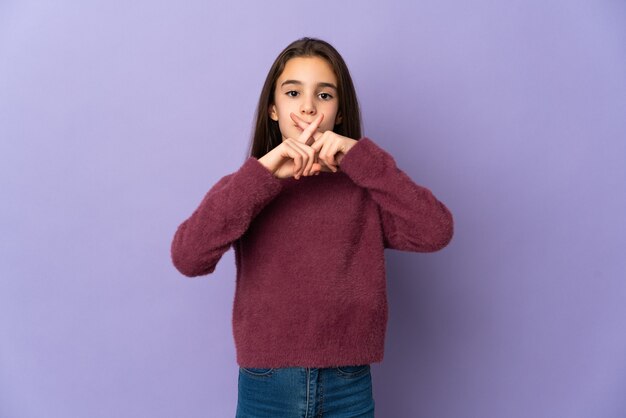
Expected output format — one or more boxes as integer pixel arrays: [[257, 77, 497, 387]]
[[1, 1, 625, 417]]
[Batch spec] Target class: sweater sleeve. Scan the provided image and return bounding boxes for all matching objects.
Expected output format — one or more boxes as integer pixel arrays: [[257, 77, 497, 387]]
[[339, 137, 454, 252], [171, 157, 283, 277]]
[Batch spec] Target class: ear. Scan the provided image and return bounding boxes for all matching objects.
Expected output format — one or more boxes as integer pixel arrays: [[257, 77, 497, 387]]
[[335, 111, 342, 125], [269, 104, 279, 121]]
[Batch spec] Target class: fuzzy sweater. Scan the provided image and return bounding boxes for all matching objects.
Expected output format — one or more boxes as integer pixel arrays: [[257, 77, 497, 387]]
[[170, 137, 454, 368]]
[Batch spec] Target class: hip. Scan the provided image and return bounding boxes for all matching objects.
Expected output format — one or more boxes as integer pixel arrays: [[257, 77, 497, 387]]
[[236, 364, 375, 418]]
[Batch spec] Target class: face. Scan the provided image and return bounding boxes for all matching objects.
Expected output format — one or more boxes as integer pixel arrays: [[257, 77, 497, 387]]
[[269, 56, 342, 141]]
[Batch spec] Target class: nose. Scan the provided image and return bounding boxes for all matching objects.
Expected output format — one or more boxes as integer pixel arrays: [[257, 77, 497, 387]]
[[300, 95, 316, 116]]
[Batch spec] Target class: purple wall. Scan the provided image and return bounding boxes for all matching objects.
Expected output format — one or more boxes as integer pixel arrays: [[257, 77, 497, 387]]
[[1, 1, 625, 417]]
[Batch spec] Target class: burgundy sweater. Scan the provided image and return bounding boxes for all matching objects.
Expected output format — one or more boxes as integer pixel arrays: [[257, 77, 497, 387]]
[[170, 137, 453, 368]]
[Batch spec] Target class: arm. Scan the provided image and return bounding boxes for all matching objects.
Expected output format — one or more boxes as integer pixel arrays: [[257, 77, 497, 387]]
[[339, 137, 454, 252], [170, 157, 283, 277]]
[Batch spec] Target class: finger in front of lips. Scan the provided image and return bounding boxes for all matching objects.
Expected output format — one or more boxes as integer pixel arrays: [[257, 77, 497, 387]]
[[291, 112, 322, 132], [291, 114, 324, 144], [290, 112, 308, 131], [296, 114, 323, 145], [291, 115, 309, 143]]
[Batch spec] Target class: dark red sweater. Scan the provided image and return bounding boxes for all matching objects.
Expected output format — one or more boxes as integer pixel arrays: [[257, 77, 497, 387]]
[[171, 137, 453, 368]]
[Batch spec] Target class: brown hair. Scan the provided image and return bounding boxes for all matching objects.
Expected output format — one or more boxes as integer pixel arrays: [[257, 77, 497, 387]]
[[246, 37, 362, 159]]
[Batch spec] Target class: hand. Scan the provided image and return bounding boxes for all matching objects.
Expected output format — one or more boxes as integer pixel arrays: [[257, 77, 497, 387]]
[[290, 112, 358, 173], [258, 113, 326, 179]]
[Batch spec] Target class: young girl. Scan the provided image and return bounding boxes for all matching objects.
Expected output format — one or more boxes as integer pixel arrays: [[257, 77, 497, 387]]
[[171, 37, 453, 418]]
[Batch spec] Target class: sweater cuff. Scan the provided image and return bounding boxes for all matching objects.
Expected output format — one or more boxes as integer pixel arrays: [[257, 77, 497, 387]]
[[339, 137, 392, 182], [235, 156, 284, 204]]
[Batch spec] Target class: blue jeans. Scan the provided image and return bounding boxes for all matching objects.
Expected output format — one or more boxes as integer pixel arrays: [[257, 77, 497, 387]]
[[236, 364, 375, 417]]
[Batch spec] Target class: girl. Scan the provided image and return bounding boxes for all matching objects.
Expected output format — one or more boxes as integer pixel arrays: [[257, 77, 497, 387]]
[[171, 37, 454, 418]]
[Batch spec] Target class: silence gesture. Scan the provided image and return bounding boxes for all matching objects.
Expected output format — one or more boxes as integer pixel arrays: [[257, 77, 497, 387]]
[[289, 112, 358, 173], [258, 113, 326, 179]]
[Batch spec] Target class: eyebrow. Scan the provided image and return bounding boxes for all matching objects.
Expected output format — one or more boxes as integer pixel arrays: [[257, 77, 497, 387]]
[[280, 79, 338, 91]]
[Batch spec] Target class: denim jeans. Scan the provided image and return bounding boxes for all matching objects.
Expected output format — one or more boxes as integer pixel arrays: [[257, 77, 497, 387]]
[[236, 364, 375, 417]]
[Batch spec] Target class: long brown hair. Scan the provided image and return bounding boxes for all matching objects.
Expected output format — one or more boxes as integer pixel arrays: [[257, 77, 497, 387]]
[[246, 37, 362, 159]]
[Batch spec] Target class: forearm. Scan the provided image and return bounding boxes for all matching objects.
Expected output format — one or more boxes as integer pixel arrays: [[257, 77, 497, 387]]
[[171, 157, 283, 276]]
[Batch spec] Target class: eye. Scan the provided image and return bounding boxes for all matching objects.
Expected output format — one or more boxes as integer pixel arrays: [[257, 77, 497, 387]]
[[319, 92, 333, 100], [286, 90, 299, 97]]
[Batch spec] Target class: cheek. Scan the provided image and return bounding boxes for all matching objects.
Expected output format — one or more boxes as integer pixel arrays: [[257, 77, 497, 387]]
[[278, 106, 295, 121], [323, 107, 339, 126], [317, 119, 334, 133]]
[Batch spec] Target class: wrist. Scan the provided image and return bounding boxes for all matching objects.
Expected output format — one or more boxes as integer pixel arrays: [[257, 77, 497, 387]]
[[256, 155, 276, 175], [343, 139, 358, 154]]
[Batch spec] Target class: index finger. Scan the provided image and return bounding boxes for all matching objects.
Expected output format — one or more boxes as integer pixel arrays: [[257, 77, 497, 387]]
[[290, 112, 313, 130], [296, 113, 324, 145], [291, 112, 323, 141]]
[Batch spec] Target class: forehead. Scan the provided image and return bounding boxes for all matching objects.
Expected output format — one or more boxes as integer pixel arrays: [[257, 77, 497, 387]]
[[278, 56, 337, 83]]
